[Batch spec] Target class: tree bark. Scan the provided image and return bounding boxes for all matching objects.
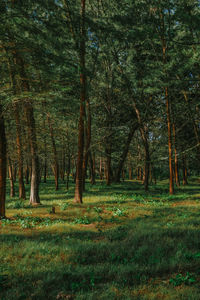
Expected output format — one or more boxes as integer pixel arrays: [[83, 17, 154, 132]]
[[99, 157, 103, 180], [74, 0, 86, 203], [66, 156, 71, 190], [8, 157, 15, 197], [83, 99, 91, 191], [7, 52, 26, 199], [160, 11, 174, 195], [47, 113, 59, 190], [182, 154, 188, 185], [13, 103, 26, 199], [172, 122, 180, 187], [89, 151, 96, 185], [165, 87, 174, 194], [16, 54, 40, 205], [0, 103, 6, 218], [114, 123, 137, 182]]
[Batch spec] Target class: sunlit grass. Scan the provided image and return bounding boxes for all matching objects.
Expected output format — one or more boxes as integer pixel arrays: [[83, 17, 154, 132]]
[[1, 177, 200, 299]]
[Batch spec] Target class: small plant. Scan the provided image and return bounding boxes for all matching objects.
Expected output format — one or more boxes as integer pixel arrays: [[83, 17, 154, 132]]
[[93, 206, 103, 213], [113, 208, 126, 217], [73, 216, 91, 225], [60, 203, 69, 211], [107, 206, 127, 217], [169, 272, 196, 286], [9, 200, 25, 209], [1, 215, 65, 228]]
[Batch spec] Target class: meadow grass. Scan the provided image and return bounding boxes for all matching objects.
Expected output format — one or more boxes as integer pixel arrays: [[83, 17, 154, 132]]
[[1, 177, 200, 299]]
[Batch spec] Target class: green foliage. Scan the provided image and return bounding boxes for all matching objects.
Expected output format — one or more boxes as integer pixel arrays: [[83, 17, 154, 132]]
[[72, 216, 91, 225], [170, 273, 196, 286], [1, 170, 200, 300], [60, 202, 69, 211], [8, 200, 25, 209], [1, 214, 65, 229]]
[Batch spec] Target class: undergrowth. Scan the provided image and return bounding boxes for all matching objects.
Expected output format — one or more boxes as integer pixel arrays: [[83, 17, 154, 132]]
[[1, 178, 200, 299]]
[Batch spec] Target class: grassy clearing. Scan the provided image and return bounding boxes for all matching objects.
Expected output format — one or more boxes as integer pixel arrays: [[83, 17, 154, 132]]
[[1, 178, 200, 299]]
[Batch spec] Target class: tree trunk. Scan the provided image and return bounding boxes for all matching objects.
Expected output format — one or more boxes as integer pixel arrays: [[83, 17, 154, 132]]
[[74, 0, 86, 203], [165, 87, 174, 194], [61, 145, 66, 182], [25, 163, 29, 184], [143, 132, 150, 192], [13, 103, 26, 199], [89, 151, 96, 185], [8, 157, 15, 197], [99, 157, 103, 180], [182, 154, 188, 185], [66, 156, 71, 190], [161, 11, 174, 195], [7, 52, 26, 199], [11, 48, 40, 205], [0, 103, 6, 218], [47, 113, 59, 190], [114, 123, 137, 182], [105, 146, 112, 185], [83, 99, 91, 191], [24, 102, 40, 204], [129, 166, 132, 180], [172, 122, 180, 187]]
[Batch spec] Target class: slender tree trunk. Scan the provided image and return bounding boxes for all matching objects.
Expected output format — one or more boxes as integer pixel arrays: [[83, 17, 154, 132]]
[[74, 0, 86, 203], [172, 122, 180, 187], [149, 164, 152, 184], [115, 124, 137, 182], [11, 50, 40, 204], [8, 157, 15, 197], [66, 156, 71, 190], [25, 163, 29, 184], [182, 154, 188, 185], [24, 101, 40, 204], [99, 157, 103, 180], [139, 127, 150, 191], [61, 145, 66, 182], [43, 155, 47, 183], [43, 111, 47, 183], [0, 103, 6, 218], [89, 151, 96, 185], [165, 87, 174, 194], [160, 11, 174, 195], [7, 53, 26, 199], [47, 113, 59, 190], [13, 103, 26, 199], [128, 166, 132, 180], [105, 145, 112, 185], [83, 99, 91, 191]]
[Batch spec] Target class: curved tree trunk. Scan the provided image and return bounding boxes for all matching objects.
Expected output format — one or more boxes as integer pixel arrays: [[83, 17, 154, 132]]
[[115, 123, 137, 182]]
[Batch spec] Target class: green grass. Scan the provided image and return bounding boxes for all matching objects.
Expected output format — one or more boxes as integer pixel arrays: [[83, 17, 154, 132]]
[[1, 177, 200, 299]]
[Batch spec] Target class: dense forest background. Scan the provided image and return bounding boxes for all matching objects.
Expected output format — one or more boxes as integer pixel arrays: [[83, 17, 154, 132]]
[[0, 0, 200, 217]]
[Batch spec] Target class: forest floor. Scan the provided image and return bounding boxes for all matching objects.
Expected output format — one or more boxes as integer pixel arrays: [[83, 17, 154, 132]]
[[1, 178, 200, 300]]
